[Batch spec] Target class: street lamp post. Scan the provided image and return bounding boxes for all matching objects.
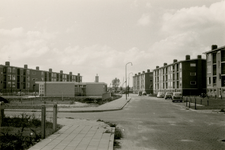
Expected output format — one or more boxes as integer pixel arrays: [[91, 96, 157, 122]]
[[125, 62, 133, 100]]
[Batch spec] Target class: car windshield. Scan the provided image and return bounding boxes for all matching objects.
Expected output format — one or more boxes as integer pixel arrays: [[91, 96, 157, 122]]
[[174, 93, 182, 96]]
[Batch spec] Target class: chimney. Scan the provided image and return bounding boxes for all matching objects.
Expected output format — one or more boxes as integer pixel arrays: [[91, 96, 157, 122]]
[[36, 66, 39, 70], [5, 61, 10, 66], [138, 72, 141, 75], [197, 55, 202, 59], [69, 72, 72, 75], [186, 55, 190, 60], [77, 73, 80, 76], [147, 69, 150, 72], [173, 59, 177, 63], [156, 66, 159, 69], [211, 45, 218, 50], [164, 63, 167, 66], [95, 74, 99, 82], [49, 68, 52, 72], [60, 70, 63, 74], [24, 64, 28, 69]]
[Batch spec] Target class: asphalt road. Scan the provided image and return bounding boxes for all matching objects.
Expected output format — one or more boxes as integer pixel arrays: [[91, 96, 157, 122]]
[[5, 95, 225, 150]]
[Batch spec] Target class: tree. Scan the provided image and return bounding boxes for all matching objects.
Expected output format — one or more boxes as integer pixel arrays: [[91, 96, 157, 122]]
[[112, 78, 120, 92]]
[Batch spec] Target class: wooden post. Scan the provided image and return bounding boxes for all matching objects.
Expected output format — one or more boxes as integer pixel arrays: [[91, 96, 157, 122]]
[[195, 98, 197, 110], [189, 98, 191, 108], [0, 102, 4, 127], [41, 105, 46, 139], [53, 104, 57, 132], [186, 97, 188, 107]]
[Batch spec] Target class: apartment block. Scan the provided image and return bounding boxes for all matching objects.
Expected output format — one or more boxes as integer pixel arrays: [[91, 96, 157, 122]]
[[204, 45, 225, 97], [133, 69, 153, 94], [153, 55, 206, 96], [0, 61, 82, 95]]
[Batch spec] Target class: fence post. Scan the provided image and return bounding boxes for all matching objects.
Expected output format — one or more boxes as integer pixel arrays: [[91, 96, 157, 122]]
[[189, 98, 191, 108], [195, 98, 196, 110], [207, 100, 209, 106], [41, 105, 46, 139], [186, 97, 187, 107], [0, 102, 5, 127], [53, 104, 57, 132]]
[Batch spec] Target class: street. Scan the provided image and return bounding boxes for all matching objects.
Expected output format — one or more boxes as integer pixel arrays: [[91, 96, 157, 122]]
[[5, 94, 225, 150]]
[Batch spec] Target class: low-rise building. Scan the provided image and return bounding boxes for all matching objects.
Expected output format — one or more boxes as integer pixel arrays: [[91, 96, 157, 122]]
[[36, 82, 107, 97]]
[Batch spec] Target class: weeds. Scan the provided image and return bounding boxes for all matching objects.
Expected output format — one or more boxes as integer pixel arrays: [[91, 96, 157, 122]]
[[96, 119, 123, 149], [0, 113, 60, 150], [220, 108, 225, 112]]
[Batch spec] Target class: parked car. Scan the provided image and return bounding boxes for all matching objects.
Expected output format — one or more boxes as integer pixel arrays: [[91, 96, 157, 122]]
[[17, 92, 25, 96], [157, 92, 165, 98], [164, 92, 173, 99], [138, 91, 142, 96], [0, 96, 9, 103], [172, 92, 183, 102], [142, 91, 147, 95]]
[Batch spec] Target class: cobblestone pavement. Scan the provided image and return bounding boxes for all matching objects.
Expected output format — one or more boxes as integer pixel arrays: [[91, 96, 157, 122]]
[[28, 118, 115, 150]]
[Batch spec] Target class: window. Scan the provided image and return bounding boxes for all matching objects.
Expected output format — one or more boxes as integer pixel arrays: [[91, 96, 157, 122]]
[[208, 77, 211, 85], [207, 65, 211, 73], [190, 81, 196, 85], [207, 54, 212, 62], [8, 67, 11, 73], [12, 68, 16, 73], [190, 72, 196, 76], [190, 63, 196, 67], [12, 75, 16, 80]]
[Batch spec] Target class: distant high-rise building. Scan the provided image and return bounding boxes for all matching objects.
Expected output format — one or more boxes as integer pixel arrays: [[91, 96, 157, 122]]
[[133, 69, 153, 94], [204, 45, 225, 97], [153, 55, 206, 96], [0, 61, 82, 95]]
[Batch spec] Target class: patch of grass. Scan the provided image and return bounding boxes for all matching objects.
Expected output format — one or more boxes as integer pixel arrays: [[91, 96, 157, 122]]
[[96, 119, 123, 149], [114, 127, 123, 140], [0, 113, 62, 150], [184, 96, 225, 110]]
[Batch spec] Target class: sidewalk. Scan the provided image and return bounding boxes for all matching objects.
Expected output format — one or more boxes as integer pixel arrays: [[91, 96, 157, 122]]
[[29, 119, 115, 150], [26, 95, 132, 150], [5, 95, 132, 113]]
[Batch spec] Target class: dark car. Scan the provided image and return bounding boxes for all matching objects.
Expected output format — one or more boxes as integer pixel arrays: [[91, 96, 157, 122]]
[[0, 96, 9, 103], [172, 92, 183, 102]]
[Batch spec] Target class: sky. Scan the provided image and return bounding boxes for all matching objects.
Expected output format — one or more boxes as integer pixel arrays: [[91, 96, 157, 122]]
[[0, 0, 225, 87]]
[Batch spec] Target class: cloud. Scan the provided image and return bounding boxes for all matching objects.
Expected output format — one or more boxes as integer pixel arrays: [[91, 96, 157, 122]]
[[0, 27, 24, 37], [137, 13, 150, 26], [161, 1, 225, 35]]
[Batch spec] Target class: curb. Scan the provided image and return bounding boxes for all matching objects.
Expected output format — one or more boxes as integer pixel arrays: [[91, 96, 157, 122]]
[[5, 98, 132, 113]]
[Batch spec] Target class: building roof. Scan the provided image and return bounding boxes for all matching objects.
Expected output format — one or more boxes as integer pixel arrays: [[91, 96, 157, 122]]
[[203, 45, 225, 54], [36, 81, 107, 85]]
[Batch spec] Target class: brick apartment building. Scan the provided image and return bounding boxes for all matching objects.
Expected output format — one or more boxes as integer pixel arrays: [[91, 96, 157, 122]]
[[0, 61, 82, 95], [153, 55, 206, 96], [204, 45, 225, 98], [133, 69, 153, 94]]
